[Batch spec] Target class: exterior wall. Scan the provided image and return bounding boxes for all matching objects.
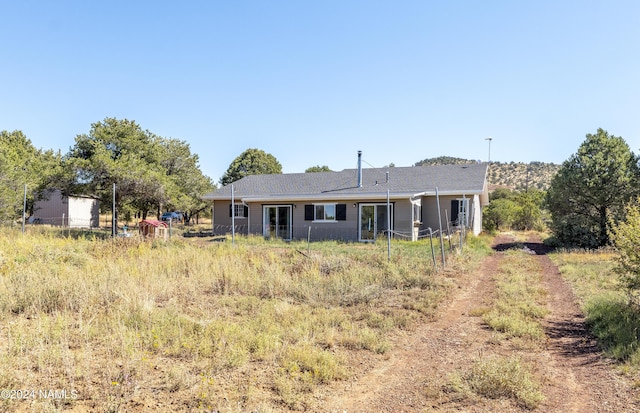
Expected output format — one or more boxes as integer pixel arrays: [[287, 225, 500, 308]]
[[293, 200, 357, 241], [421, 195, 458, 235], [68, 197, 100, 228], [392, 199, 414, 240], [33, 191, 68, 226], [212, 199, 410, 242], [471, 194, 483, 235], [32, 190, 99, 228], [421, 194, 483, 236]]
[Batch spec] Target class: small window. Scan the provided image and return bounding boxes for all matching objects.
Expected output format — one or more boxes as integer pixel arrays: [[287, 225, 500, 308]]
[[229, 203, 248, 219], [314, 204, 336, 221], [413, 203, 422, 223]]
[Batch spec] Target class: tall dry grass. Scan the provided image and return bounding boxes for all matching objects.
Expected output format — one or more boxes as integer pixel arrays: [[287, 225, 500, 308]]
[[0, 229, 489, 412]]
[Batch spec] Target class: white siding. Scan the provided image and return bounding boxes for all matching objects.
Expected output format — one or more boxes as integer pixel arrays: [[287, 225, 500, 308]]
[[33, 190, 99, 228]]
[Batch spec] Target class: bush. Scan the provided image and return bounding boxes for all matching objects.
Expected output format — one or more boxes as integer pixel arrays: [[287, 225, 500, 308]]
[[610, 198, 640, 305]]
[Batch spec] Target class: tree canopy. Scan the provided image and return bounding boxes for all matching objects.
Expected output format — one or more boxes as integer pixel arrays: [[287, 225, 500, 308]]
[[0, 130, 61, 222], [483, 188, 546, 232], [546, 128, 639, 248], [305, 165, 332, 173], [64, 118, 214, 221], [219, 148, 282, 185]]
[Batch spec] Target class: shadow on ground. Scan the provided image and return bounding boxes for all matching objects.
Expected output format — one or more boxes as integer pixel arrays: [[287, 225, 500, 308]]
[[545, 319, 604, 364], [493, 242, 555, 255]]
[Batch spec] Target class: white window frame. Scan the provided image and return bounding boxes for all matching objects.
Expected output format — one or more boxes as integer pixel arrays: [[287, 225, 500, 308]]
[[313, 203, 337, 222], [457, 197, 469, 227], [233, 203, 246, 219], [412, 202, 422, 224]]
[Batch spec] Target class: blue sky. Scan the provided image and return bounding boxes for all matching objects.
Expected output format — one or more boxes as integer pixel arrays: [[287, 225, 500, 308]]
[[2, 1, 639, 183]]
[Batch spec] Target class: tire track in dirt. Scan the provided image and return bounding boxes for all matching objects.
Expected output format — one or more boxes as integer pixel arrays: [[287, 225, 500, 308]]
[[322, 234, 640, 413], [322, 236, 504, 412], [534, 241, 640, 412]]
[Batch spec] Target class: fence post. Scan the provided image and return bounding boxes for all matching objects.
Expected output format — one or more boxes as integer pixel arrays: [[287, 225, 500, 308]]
[[436, 187, 446, 267], [445, 209, 452, 251], [428, 228, 437, 270], [387, 189, 391, 262], [231, 184, 235, 245], [22, 184, 27, 234]]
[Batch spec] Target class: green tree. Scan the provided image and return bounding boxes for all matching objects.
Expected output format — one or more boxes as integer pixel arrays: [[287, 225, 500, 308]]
[[0, 130, 61, 221], [610, 198, 640, 306], [66, 118, 167, 220], [305, 165, 332, 173], [64, 118, 214, 224], [483, 198, 518, 231], [155, 137, 214, 223], [546, 128, 639, 248], [219, 148, 282, 185], [513, 189, 546, 231]]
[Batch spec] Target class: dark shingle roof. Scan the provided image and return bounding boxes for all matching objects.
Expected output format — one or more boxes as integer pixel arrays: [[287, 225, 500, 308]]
[[203, 163, 488, 201]]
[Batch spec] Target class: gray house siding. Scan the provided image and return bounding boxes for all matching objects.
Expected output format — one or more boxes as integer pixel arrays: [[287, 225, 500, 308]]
[[420, 194, 481, 235], [212, 199, 407, 242], [204, 163, 489, 241]]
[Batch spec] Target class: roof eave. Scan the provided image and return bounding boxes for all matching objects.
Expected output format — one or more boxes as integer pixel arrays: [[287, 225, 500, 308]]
[[203, 189, 485, 203]]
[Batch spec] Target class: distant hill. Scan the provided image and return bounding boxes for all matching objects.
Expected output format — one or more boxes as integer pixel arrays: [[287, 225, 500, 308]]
[[414, 156, 561, 191]]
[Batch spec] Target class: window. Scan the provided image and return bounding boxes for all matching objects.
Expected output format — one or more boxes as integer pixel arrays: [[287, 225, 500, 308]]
[[305, 204, 347, 221], [229, 204, 248, 219], [314, 204, 336, 221], [412, 203, 422, 223]]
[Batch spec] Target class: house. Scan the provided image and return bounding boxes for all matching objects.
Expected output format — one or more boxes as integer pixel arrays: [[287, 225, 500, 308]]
[[32, 189, 100, 228], [203, 154, 489, 242]]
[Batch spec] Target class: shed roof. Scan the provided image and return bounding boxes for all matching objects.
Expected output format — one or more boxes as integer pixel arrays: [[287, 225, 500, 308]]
[[203, 163, 489, 202], [140, 219, 168, 227]]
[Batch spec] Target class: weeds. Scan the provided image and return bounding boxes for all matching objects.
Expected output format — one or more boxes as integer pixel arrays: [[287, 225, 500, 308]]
[[482, 250, 548, 345], [0, 230, 488, 411], [551, 251, 640, 370], [450, 355, 544, 409]]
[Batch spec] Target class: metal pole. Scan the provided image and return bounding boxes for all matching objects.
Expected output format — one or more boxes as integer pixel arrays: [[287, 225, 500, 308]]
[[485, 137, 492, 163], [436, 187, 446, 267], [307, 226, 311, 254], [429, 228, 437, 270], [460, 195, 466, 251], [387, 189, 391, 262], [231, 184, 235, 245], [112, 183, 116, 237], [22, 184, 27, 233], [445, 209, 452, 251]]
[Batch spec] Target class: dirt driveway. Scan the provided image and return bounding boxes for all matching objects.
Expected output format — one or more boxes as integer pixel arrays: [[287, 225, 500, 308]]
[[322, 234, 640, 412]]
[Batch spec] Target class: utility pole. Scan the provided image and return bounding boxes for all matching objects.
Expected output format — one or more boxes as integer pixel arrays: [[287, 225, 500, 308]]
[[485, 136, 493, 163]]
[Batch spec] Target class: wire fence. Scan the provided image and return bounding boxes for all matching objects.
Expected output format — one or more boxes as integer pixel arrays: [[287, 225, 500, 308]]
[[3, 216, 471, 271]]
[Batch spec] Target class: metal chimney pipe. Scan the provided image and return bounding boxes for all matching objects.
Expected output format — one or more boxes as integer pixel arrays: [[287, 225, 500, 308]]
[[357, 151, 363, 188]]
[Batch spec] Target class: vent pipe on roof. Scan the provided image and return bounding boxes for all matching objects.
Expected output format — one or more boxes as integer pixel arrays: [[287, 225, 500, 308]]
[[357, 151, 363, 188], [386, 171, 389, 183]]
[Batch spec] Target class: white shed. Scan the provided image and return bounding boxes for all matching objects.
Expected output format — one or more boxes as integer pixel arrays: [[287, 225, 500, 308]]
[[32, 189, 100, 228]]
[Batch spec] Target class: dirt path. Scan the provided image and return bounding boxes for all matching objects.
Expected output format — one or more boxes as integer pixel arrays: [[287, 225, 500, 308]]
[[322, 234, 640, 412]]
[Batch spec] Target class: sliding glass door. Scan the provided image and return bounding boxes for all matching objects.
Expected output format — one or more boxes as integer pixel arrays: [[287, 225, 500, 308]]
[[263, 206, 292, 240], [359, 204, 393, 241]]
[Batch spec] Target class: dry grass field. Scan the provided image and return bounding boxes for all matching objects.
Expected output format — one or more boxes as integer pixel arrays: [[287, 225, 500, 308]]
[[0, 228, 490, 412]]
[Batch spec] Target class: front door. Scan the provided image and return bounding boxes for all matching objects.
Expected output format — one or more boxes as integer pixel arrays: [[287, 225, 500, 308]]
[[359, 204, 393, 241], [263, 206, 292, 240]]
